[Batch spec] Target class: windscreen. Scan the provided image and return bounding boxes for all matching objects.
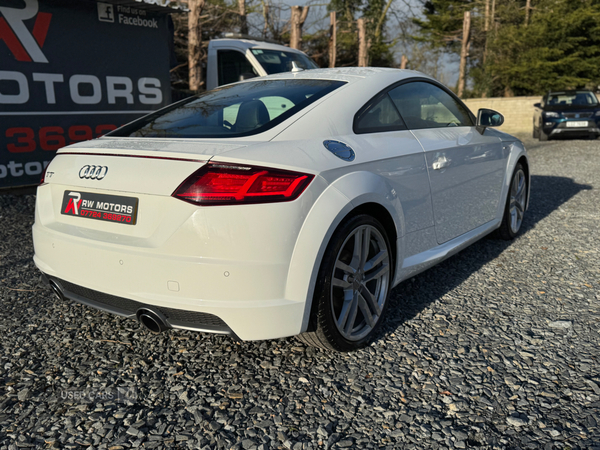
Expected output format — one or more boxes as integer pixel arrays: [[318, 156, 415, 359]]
[[251, 49, 319, 74], [109, 79, 345, 138], [547, 91, 599, 107]]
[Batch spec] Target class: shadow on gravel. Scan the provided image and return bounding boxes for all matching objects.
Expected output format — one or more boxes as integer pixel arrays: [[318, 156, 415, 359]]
[[522, 175, 593, 233], [381, 174, 592, 337]]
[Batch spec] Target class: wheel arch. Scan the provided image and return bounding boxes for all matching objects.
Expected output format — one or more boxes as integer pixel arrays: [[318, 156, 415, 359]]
[[517, 154, 531, 211], [285, 170, 405, 334], [497, 142, 530, 221], [351, 202, 398, 269]]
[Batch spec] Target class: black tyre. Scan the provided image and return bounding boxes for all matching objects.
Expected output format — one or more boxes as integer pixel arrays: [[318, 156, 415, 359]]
[[539, 128, 549, 141], [532, 126, 539, 139], [498, 163, 528, 240], [297, 214, 393, 351]]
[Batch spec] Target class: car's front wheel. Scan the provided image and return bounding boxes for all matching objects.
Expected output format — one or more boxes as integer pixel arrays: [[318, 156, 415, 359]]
[[298, 214, 393, 351]]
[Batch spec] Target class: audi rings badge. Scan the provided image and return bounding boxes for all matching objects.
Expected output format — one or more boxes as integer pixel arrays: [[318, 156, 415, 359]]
[[79, 165, 108, 180]]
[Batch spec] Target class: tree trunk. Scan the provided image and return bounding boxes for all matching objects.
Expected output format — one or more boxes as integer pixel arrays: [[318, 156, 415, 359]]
[[525, 0, 532, 26], [290, 6, 300, 49], [238, 0, 248, 35], [262, 1, 269, 38], [400, 54, 408, 69], [374, 0, 394, 40], [329, 12, 336, 68], [483, 0, 490, 64], [188, 0, 205, 91], [290, 6, 309, 50], [262, 0, 279, 40], [358, 18, 368, 67], [457, 11, 470, 98]]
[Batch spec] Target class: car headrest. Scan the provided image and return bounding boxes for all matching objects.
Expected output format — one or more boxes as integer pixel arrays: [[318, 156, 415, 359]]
[[235, 100, 270, 133]]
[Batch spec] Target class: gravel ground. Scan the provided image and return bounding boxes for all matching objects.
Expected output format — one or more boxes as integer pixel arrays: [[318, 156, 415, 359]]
[[1, 136, 599, 450]]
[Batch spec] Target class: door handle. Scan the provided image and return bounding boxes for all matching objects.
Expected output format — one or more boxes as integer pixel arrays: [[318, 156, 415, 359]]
[[432, 156, 450, 170]]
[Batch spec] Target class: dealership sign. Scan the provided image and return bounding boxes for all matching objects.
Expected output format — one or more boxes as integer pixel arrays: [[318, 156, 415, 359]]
[[0, 0, 172, 188]]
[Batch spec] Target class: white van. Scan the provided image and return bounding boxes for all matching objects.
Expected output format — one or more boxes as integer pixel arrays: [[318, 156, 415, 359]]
[[206, 36, 318, 90]]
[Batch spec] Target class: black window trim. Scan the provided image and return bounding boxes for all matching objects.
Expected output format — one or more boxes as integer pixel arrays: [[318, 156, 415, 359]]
[[353, 92, 407, 134], [353, 77, 476, 135]]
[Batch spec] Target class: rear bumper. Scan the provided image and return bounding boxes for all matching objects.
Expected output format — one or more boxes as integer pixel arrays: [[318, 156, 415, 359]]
[[42, 274, 234, 335], [32, 194, 310, 341], [34, 248, 304, 341]]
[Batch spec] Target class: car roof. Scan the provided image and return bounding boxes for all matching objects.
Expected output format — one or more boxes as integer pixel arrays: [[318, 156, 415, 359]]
[[242, 67, 433, 87]]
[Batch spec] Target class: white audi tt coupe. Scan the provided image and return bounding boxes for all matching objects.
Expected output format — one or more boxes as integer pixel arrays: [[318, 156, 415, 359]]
[[33, 68, 529, 351]]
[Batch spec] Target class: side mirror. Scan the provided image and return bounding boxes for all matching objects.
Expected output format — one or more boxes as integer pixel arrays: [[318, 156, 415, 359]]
[[534, 103, 541, 108], [239, 72, 257, 82], [477, 108, 504, 127], [476, 109, 503, 134]]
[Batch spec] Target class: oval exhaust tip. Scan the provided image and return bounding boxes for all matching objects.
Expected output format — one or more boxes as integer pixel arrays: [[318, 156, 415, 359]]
[[136, 308, 169, 334], [48, 280, 65, 302]]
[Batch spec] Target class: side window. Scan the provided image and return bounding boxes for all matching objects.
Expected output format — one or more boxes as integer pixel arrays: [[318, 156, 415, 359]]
[[217, 50, 257, 86], [354, 94, 406, 134], [388, 82, 473, 130]]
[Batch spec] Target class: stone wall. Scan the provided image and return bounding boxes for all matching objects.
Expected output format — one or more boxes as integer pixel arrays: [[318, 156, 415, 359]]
[[463, 96, 542, 135]]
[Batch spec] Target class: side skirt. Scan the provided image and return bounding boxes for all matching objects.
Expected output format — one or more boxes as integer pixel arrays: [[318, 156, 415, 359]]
[[394, 219, 501, 286]]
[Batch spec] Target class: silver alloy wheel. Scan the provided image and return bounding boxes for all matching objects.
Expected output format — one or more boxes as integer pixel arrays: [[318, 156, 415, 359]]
[[330, 224, 390, 341], [509, 168, 527, 234]]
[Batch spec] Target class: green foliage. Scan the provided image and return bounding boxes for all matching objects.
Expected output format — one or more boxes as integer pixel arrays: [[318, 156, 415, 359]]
[[413, 0, 476, 53], [363, 0, 395, 66], [369, 39, 394, 67], [485, 0, 600, 96], [415, 0, 600, 96], [328, 0, 395, 67], [329, 0, 364, 22]]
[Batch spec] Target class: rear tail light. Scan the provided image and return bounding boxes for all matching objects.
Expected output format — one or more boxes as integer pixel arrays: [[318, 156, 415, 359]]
[[172, 162, 314, 206], [39, 164, 49, 186]]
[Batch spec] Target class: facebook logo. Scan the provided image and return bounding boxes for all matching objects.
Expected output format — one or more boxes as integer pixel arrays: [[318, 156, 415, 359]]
[[97, 3, 114, 23]]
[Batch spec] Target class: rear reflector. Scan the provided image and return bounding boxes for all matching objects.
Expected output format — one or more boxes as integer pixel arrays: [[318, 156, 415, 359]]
[[172, 162, 314, 206]]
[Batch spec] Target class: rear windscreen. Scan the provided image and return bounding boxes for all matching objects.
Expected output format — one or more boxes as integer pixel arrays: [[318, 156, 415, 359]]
[[108, 79, 345, 139]]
